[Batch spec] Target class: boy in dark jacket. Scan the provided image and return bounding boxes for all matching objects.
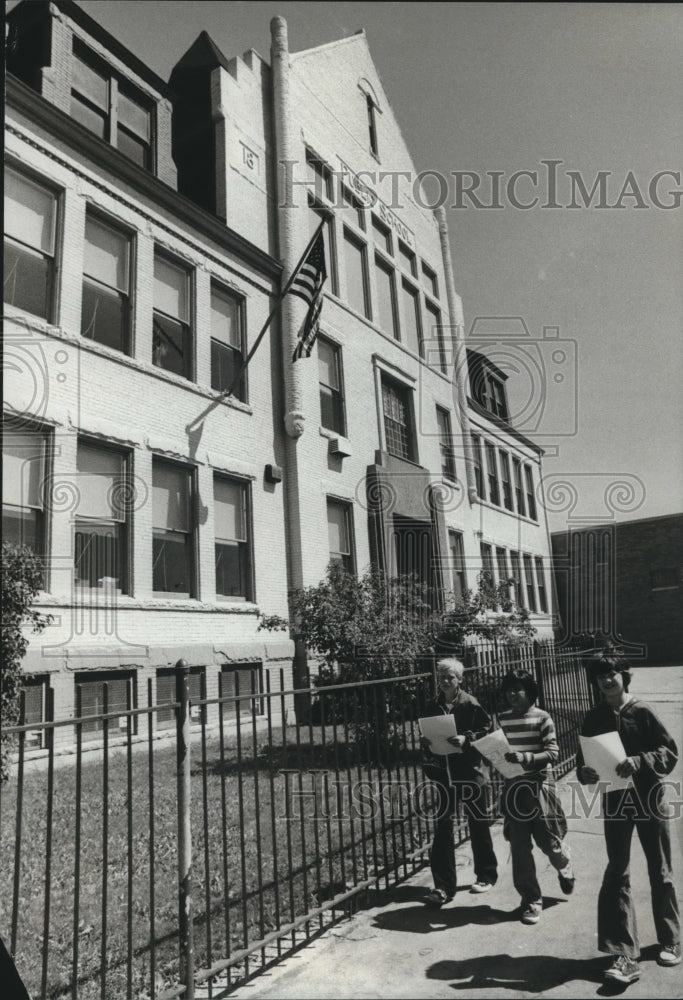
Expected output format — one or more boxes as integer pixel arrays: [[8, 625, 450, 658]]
[[577, 650, 680, 985], [422, 658, 498, 906]]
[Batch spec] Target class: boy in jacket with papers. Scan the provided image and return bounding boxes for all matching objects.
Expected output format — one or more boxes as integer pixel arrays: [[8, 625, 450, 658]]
[[421, 658, 498, 906], [577, 650, 680, 985]]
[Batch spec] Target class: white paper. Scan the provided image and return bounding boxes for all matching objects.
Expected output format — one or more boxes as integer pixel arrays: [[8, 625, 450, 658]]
[[579, 732, 632, 790], [471, 728, 526, 779], [418, 714, 458, 756]]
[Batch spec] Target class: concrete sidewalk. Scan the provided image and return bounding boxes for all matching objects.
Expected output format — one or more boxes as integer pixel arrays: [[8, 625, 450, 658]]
[[230, 668, 683, 1000], [230, 782, 683, 1000]]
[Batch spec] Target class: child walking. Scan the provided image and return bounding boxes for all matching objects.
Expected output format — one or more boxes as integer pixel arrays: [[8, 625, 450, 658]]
[[498, 669, 575, 924], [577, 650, 680, 985]]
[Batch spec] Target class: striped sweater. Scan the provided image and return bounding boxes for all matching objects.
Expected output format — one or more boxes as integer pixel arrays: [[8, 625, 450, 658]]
[[498, 706, 559, 777]]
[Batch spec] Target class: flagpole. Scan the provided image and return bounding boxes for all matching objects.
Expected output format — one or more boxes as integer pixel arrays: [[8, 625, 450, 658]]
[[221, 218, 326, 399]]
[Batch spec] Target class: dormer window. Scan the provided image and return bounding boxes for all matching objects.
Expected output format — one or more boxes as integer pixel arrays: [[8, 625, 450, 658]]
[[468, 349, 509, 421], [71, 42, 153, 170]]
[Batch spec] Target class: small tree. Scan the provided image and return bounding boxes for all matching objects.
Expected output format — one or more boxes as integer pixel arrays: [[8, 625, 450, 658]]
[[436, 573, 536, 651], [1, 542, 53, 782]]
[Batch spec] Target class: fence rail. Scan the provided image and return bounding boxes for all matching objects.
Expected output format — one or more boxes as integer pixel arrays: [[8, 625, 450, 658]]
[[0, 640, 592, 999]]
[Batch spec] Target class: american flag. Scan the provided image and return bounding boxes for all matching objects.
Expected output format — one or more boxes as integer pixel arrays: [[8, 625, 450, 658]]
[[290, 229, 327, 361]]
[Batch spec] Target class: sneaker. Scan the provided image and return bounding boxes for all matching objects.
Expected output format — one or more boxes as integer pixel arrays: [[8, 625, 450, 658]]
[[658, 943, 681, 966], [604, 955, 641, 984], [558, 863, 576, 895], [521, 901, 542, 925], [470, 881, 494, 894]]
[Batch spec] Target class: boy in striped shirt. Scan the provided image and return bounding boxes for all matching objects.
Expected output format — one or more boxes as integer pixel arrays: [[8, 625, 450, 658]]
[[498, 670, 575, 925]]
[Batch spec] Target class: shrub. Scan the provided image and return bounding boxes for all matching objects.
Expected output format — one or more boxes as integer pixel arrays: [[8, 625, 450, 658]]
[[1, 542, 53, 782]]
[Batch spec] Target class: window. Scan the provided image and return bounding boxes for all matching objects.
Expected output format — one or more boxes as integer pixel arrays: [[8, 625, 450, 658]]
[[425, 300, 447, 374], [153, 252, 192, 379], [75, 671, 136, 741], [382, 378, 416, 462], [524, 465, 538, 521], [306, 151, 333, 202], [2, 426, 47, 558], [152, 460, 194, 597], [471, 434, 485, 500], [343, 228, 370, 318], [327, 498, 355, 573], [512, 457, 526, 517], [156, 666, 206, 729], [372, 215, 392, 254], [485, 441, 500, 506], [398, 241, 417, 277], [71, 43, 153, 169], [220, 662, 263, 719], [82, 213, 131, 353], [436, 407, 456, 481], [421, 262, 438, 299], [374, 255, 399, 339], [510, 550, 523, 607], [210, 283, 245, 399], [449, 530, 467, 604], [480, 541, 495, 606], [366, 95, 379, 156], [4, 167, 57, 320], [341, 187, 365, 229], [318, 336, 345, 434], [469, 351, 509, 420], [21, 676, 50, 749], [309, 203, 337, 295], [74, 441, 127, 594], [214, 476, 251, 600], [650, 568, 679, 591], [499, 450, 513, 511], [496, 547, 509, 591], [401, 280, 422, 357], [523, 554, 538, 612], [535, 556, 549, 612]]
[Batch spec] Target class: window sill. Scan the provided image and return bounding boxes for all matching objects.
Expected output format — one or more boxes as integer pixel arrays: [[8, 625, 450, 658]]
[[472, 496, 540, 525]]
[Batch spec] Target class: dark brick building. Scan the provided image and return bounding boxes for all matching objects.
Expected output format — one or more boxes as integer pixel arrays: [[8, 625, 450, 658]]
[[551, 513, 683, 665]]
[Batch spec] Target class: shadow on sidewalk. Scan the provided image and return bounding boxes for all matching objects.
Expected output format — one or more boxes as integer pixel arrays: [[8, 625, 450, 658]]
[[372, 896, 566, 934], [426, 953, 607, 993]]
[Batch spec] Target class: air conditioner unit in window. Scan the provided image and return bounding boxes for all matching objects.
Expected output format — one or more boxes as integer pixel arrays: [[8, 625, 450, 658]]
[[328, 436, 352, 458]]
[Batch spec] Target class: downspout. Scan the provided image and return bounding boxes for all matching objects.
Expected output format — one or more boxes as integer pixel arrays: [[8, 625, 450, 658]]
[[435, 206, 478, 505]]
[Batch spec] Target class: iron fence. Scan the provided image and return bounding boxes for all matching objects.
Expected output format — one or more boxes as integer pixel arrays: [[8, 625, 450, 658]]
[[0, 640, 592, 999]]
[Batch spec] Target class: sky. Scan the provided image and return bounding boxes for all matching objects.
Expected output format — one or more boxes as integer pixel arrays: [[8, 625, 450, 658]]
[[10, 1, 682, 532]]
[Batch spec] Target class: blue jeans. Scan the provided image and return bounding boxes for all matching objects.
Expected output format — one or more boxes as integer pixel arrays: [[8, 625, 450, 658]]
[[429, 778, 498, 898]]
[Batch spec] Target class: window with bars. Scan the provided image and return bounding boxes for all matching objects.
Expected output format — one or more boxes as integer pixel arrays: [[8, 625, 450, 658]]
[[153, 252, 192, 379], [485, 441, 500, 506], [381, 378, 416, 462], [156, 666, 205, 729], [318, 336, 345, 434], [4, 167, 57, 321], [449, 530, 467, 604], [327, 498, 355, 573], [220, 662, 263, 719], [74, 440, 128, 594], [214, 476, 251, 601], [2, 425, 48, 563], [523, 553, 538, 612], [210, 283, 245, 399], [436, 407, 456, 481], [152, 459, 194, 597], [75, 671, 136, 741], [71, 42, 153, 170], [82, 212, 131, 354]]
